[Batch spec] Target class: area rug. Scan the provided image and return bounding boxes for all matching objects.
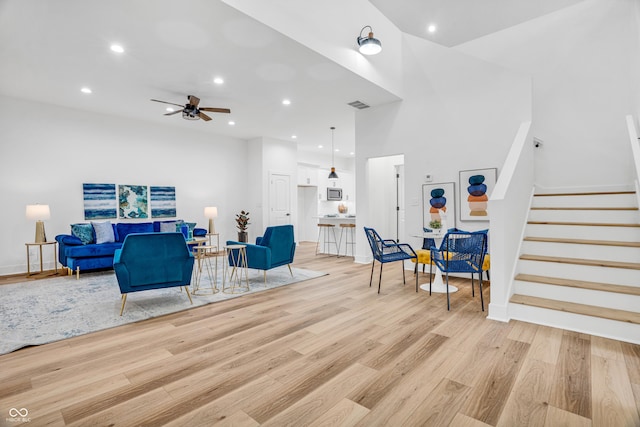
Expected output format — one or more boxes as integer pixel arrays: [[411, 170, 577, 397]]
[[0, 266, 326, 355]]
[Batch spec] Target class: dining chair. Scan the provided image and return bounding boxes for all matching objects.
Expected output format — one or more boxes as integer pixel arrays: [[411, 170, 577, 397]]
[[364, 227, 418, 294], [430, 231, 488, 311]]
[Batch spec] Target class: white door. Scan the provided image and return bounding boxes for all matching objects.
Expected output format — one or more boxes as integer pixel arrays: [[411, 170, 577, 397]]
[[269, 173, 291, 225]]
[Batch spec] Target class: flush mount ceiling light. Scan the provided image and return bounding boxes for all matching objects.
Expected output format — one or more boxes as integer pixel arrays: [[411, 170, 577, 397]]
[[357, 25, 382, 55], [328, 126, 338, 180]]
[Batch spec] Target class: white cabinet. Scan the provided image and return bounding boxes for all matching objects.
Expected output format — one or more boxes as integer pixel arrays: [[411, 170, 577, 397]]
[[297, 164, 318, 186]]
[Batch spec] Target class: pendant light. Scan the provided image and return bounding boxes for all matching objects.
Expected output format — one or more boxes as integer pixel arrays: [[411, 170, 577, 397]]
[[328, 126, 339, 180]]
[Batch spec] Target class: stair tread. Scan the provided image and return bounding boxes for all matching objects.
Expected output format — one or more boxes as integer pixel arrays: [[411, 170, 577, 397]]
[[531, 207, 638, 210], [528, 220, 640, 227], [523, 236, 640, 248], [510, 294, 640, 325], [534, 191, 635, 196], [520, 254, 640, 270], [514, 273, 640, 296]]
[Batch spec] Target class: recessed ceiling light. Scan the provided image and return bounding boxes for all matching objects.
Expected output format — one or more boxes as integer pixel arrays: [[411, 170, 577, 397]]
[[427, 24, 437, 33], [81, 87, 92, 94], [213, 77, 224, 85], [166, 107, 174, 112], [350, 152, 355, 156], [110, 44, 124, 53], [291, 135, 297, 139], [335, 148, 340, 152], [228, 121, 235, 125], [318, 145, 323, 149], [282, 99, 291, 105]]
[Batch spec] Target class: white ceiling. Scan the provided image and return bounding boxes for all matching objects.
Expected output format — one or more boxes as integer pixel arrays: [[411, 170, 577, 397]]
[[0, 0, 588, 156]]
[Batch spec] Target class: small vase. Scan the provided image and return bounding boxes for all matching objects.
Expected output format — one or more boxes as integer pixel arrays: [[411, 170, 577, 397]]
[[238, 231, 248, 243]]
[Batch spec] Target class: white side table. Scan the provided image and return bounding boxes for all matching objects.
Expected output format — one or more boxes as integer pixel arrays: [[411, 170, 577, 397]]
[[222, 244, 250, 294], [413, 231, 459, 294]]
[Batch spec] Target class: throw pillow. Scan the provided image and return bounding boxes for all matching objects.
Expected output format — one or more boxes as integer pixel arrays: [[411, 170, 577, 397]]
[[160, 221, 182, 232], [71, 223, 94, 245], [92, 221, 115, 244]]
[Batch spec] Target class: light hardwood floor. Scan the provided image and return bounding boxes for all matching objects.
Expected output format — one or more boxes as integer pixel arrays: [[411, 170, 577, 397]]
[[1, 242, 639, 426]]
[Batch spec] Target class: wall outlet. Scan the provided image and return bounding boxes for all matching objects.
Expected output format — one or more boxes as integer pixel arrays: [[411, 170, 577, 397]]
[[425, 174, 433, 182]]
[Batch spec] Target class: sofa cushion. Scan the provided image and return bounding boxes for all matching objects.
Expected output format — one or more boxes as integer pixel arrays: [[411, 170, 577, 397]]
[[116, 222, 154, 242], [65, 241, 122, 258], [159, 220, 183, 233], [71, 223, 94, 245], [92, 221, 115, 244]]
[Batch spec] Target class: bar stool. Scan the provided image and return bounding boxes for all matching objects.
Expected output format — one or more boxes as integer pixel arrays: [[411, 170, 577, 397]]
[[316, 223, 338, 255], [338, 223, 356, 257]]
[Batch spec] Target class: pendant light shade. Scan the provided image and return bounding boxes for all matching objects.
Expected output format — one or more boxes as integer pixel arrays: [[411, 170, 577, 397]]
[[328, 126, 338, 180]]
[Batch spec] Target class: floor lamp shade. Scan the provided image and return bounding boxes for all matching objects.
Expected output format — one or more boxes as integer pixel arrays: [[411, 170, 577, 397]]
[[204, 206, 218, 234], [26, 204, 50, 243]]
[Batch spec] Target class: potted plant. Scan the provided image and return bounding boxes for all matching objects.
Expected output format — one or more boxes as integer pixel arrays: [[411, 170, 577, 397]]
[[429, 219, 442, 231], [236, 210, 250, 242]]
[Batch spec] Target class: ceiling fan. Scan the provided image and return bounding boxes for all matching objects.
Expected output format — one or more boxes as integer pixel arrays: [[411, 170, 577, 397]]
[[150, 95, 230, 121]]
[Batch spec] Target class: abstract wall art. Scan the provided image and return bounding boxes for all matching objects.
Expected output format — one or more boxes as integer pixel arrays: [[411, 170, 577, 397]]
[[150, 186, 176, 218], [83, 183, 117, 220], [459, 168, 497, 221], [422, 182, 456, 231], [118, 184, 148, 219]]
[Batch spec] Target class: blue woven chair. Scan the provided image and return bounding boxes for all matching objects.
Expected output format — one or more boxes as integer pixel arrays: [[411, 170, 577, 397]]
[[364, 227, 418, 294], [430, 231, 488, 311]]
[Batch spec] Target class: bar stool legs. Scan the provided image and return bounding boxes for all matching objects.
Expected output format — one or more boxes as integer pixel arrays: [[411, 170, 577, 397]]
[[338, 223, 356, 257], [316, 223, 338, 255]]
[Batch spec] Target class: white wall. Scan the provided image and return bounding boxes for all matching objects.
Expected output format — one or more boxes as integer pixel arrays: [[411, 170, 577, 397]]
[[355, 34, 532, 262], [456, 0, 640, 189], [0, 96, 250, 274]]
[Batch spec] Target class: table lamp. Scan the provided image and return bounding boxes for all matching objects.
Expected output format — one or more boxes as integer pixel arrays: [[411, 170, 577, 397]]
[[26, 204, 50, 243], [204, 206, 218, 234]]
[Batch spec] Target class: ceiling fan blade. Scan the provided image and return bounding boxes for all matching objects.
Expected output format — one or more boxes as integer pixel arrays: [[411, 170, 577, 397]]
[[200, 107, 231, 114], [198, 112, 212, 121], [150, 99, 185, 108], [188, 95, 200, 107], [164, 109, 183, 116]]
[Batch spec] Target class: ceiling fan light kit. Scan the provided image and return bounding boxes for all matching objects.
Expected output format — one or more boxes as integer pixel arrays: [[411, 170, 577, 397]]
[[151, 95, 230, 122], [357, 25, 382, 55]]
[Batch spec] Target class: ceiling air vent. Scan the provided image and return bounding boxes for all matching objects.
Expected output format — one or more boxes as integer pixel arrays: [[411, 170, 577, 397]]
[[347, 100, 370, 110]]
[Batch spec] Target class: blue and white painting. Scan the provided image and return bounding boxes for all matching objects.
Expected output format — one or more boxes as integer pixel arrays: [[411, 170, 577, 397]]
[[119, 184, 148, 219], [150, 186, 176, 218], [83, 183, 117, 220]]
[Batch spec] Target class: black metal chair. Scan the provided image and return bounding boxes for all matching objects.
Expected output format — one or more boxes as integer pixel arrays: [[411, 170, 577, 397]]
[[430, 231, 488, 311], [364, 227, 418, 294]]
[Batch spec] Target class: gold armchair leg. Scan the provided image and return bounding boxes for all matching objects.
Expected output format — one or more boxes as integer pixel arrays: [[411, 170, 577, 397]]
[[287, 264, 293, 277], [263, 270, 267, 285], [184, 286, 193, 304], [120, 294, 127, 316]]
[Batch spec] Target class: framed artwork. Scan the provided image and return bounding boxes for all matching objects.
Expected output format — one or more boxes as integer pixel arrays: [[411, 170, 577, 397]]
[[422, 182, 456, 231], [118, 184, 148, 219], [83, 183, 117, 220], [150, 186, 176, 218], [459, 168, 497, 221]]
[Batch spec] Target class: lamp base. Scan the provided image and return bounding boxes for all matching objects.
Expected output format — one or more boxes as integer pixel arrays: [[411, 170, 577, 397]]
[[208, 218, 216, 235], [35, 220, 47, 243]]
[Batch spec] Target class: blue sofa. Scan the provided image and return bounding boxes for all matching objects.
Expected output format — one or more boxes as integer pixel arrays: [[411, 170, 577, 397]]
[[113, 232, 195, 315], [226, 224, 296, 283], [55, 220, 205, 278]]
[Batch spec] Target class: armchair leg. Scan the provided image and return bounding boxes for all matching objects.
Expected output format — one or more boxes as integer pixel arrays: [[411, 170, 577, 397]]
[[184, 286, 193, 304], [378, 263, 383, 294], [479, 277, 485, 311], [471, 273, 475, 297], [119, 294, 127, 316], [429, 263, 433, 295], [264, 270, 267, 285], [287, 264, 293, 277], [446, 273, 450, 311], [369, 261, 375, 288], [402, 263, 406, 285]]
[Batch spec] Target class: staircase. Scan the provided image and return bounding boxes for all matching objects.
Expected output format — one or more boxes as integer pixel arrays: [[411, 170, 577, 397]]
[[508, 190, 640, 344]]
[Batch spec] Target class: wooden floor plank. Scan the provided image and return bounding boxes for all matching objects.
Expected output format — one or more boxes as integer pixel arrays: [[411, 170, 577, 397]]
[[0, 242, 639, 425]]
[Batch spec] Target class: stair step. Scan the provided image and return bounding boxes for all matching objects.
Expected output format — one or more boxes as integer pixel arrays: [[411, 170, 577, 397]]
[[532, 192, 638, 208], [527, 221, 640, 227], [523, 236, 640, 248], [525, 223, 640, 241], [515, 274, 640, 296], [510, 294, 640, 325], [519, 254, 640, 270]]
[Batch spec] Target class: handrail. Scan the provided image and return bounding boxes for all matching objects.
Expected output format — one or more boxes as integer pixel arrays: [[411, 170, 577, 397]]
[[487, 121, 534, 322], [625, 115, 640, 210]]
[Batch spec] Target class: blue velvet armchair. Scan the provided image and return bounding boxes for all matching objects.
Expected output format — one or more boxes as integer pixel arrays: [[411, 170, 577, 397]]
[[113, 232, 195, 315], [226, 224, 296, 283]]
